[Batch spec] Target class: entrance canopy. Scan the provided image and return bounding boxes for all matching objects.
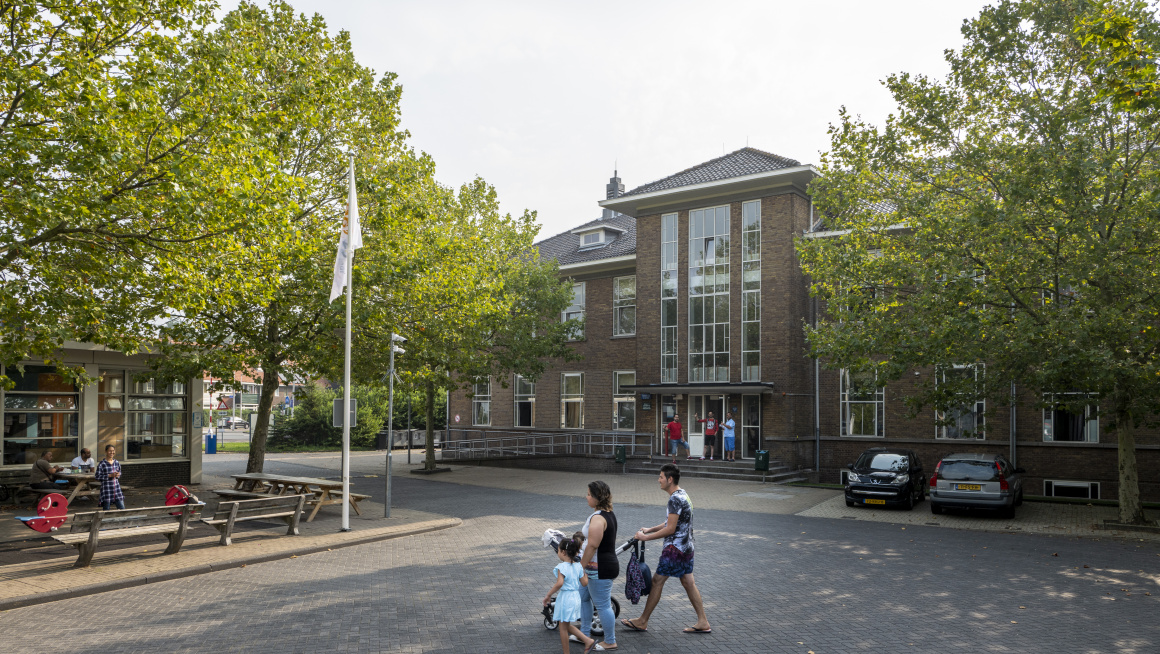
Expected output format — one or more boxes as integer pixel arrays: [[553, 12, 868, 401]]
[[622, 382, 776, 395]]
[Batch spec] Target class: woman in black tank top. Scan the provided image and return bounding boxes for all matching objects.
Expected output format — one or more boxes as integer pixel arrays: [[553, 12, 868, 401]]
[[579, 481, 618, 649]]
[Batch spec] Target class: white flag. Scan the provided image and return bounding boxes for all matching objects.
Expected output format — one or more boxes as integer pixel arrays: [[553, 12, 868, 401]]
[[330, 159, 363, 302]]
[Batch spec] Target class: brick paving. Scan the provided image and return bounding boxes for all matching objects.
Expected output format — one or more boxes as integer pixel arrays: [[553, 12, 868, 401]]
[[0, 453, 1156, 653]]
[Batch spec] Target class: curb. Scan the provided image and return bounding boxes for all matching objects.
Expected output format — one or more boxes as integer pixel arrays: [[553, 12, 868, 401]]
[[0, 517, 460, 612]]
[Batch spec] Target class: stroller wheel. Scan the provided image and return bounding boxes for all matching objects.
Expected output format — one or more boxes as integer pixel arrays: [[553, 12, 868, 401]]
[[611, 597, 620, 617], [543, 616, 558, 630]]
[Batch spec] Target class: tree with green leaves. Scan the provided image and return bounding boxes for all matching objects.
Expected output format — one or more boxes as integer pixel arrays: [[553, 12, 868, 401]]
[[151, 0, 426, 474], [798, 0, 1160, 524], [351, 179, 581, 471], [0, 0, 289, 385]]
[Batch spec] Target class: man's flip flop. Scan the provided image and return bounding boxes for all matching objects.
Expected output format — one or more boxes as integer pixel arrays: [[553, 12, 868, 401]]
[[620, 619, 647, 632], [683, 627, 712, 634]]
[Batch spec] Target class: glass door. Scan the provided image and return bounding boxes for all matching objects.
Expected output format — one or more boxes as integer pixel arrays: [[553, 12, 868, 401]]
[[690, 395, 725, 458], [660, 395, 677, 456], [742, 394, 761, 459]]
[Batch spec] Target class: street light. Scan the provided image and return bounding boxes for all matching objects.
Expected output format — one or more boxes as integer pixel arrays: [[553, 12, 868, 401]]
[[386, 333, 406, 518]]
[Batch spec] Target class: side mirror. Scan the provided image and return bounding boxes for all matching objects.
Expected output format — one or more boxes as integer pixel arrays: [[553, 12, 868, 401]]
[[1014, 467, 1026, 474], [846, 463, 854, 470]]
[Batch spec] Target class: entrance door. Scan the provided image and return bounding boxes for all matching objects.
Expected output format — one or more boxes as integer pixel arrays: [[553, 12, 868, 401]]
[[742, 394, 761, 459], [690, 395, 725, 457], [659, 395, 677, 456]]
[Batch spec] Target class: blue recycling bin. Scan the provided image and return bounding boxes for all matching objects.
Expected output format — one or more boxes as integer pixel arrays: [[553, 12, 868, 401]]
[[205, 433, 217, 454]]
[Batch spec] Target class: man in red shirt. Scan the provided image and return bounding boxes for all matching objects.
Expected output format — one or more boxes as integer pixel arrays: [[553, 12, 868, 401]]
[[663, 415, 690, 463], [695, 412, 718, 460]]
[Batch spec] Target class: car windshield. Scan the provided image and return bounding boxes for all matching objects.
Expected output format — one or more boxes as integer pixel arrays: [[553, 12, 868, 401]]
[[855, 453, 908, 472], [939, 460, 998, 482]]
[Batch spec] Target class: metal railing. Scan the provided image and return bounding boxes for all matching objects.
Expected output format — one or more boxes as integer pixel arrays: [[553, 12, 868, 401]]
[[443, 429, 652, 461]]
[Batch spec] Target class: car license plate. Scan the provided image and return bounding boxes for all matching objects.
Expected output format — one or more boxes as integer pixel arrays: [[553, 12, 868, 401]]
[[864, 499, 886, 505], [956, 484, 981, 491]]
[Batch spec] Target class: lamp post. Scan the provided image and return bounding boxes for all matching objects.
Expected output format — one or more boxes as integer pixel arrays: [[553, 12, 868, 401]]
[[386, 333, 406, 518]]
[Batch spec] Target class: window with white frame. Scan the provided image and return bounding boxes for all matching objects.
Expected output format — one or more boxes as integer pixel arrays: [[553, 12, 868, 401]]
[[613, 276, 636, 336], [614, 371, 636, 430], [471, 379, 491, 426], [514, 375, 535, 428], [935, 365, 985, 439], [840, 369, 884, 437], [689, 205, 730, 382], [1, 365, 80, 465], [580, 230, 604, 247], [661, 213, 678, 383], [563, 282, 585, 340], [741, 200, 761, 381], [1043, 392, 1098, 442], [128, 376, 187, 459], [561, 373, 584, 429]]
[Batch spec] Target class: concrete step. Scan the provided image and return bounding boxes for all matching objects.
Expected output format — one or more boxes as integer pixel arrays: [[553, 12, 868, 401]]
[[624, 457, 808, 483]]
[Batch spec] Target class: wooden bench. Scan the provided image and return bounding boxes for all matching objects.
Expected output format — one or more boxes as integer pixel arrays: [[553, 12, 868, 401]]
[[202, 495, 307, 546], [52, 503, 204, 567], [211, 489, 271, 500]]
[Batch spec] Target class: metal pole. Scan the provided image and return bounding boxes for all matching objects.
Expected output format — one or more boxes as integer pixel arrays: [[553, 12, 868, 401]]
[[340, 156, 355, 533], [386, 347, 394, 518], [407, 394, 412, 465]]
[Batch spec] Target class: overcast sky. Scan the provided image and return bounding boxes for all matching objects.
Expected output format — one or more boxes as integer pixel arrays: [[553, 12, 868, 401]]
[[244, 0, 993, 238]]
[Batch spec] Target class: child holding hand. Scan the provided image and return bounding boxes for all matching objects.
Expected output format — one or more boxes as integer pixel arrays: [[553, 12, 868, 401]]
[[543, 534, 596, 653]]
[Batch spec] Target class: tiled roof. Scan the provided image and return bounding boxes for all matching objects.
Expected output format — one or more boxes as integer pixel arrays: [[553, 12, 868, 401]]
[[622, 147, 801, 197], [535, 213, 636, 267]]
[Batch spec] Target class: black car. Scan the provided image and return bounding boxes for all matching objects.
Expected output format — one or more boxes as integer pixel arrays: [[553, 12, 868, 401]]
[[845, 448, 926, 510]]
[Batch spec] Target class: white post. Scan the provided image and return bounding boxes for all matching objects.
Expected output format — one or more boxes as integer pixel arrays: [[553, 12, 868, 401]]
[[340, 158, 355, 533]]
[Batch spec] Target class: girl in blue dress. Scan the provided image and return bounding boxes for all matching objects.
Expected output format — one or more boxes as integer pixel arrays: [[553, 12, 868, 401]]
[[542, 534, 596, 653]]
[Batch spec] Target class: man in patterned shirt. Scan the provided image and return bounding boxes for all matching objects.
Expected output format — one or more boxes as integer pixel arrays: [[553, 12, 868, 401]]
[[620, 463, 712, 635]]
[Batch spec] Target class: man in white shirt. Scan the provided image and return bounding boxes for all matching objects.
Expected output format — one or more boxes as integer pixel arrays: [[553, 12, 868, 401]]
[[71, 448, 95, 470]]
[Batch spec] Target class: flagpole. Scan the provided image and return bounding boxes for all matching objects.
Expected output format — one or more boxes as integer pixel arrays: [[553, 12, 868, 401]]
[[341, 156, 354, 532]]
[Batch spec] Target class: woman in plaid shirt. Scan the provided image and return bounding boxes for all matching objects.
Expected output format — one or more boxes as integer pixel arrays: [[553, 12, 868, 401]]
[[96, 444, 125, 510]]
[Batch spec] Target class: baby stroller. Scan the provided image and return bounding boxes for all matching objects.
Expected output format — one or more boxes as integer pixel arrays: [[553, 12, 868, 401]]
[[540, 529, 638, 636]]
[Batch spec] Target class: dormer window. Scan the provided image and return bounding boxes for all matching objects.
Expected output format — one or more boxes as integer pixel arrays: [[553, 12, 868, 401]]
[[580, 230, 605, 247]]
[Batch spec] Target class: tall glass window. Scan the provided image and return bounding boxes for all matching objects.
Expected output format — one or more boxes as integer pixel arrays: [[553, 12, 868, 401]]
[[741, 200, 761, 381], [1043, 392, 1099, 442], [128, 377, 187, 459], [689, 205, 730, 382], [513, 375, 535, 428], [840, 369, 884, 437], [614, 371, 636, 430], [935, 365, 985, 439], [613, 276, 636, 336], [99, 369, 126, 457], [561, 373, 584, 429], [563, 282, 585, 340], [661, 213, 679, 383], [2, 365, 79, 465], [471, 379, 491, 426]]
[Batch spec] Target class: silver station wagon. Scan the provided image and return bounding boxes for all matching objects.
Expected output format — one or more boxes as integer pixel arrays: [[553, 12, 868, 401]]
[[929, 453, 1025, 518]]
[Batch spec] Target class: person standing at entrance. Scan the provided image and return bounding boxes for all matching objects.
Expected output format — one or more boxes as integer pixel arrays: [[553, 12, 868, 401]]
[[663, 415, 689, 463], [694, 412, 718, 460], [620, 463, 712, 635], [721, 412, 736, 462]]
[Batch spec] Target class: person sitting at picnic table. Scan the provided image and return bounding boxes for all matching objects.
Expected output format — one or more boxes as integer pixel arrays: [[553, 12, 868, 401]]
[[29, 451, 62, 490], [71, 448, 96, 470], [95, 444, 126, 510]]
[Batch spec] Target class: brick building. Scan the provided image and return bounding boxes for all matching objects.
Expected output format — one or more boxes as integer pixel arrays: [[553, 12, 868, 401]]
[[447, 147, 1159, 501]]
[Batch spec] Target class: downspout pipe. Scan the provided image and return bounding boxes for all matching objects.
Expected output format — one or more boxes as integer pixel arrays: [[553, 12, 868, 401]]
[[1010, 381, 1017, 467], [809, 200, 821, 475]]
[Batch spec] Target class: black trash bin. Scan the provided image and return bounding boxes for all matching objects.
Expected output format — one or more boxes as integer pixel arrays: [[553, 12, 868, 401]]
[[755, 450, 769, 471], [615, 445, 626, 464], [375, 431, 389, 450]]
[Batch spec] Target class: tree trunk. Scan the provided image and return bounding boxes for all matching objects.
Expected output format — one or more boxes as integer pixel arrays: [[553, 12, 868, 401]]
[[1114, 404, 1147, 525], [245, 360, 281, 474], [424, 379, 437, 470]]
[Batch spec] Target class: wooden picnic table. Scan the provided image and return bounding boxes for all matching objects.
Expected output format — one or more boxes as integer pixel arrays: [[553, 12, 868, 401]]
[[230, 473, 368, 522], [51, 471, 101, 503]]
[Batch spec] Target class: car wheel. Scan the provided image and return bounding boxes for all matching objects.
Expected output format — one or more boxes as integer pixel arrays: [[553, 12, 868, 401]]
[[903, 489, 915, 511], [1000, 505, 1015, 519], [846, 499, 856, 507], [1014, 491, 1023, 507], [931, 503, 943, 515]]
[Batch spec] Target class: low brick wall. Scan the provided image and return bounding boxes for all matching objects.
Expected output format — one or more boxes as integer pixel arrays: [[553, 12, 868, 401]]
[[120, 460, 191, 487]]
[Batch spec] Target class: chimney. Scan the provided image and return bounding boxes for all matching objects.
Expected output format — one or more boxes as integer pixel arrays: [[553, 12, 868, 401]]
[[602, 169, 624, 220]]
